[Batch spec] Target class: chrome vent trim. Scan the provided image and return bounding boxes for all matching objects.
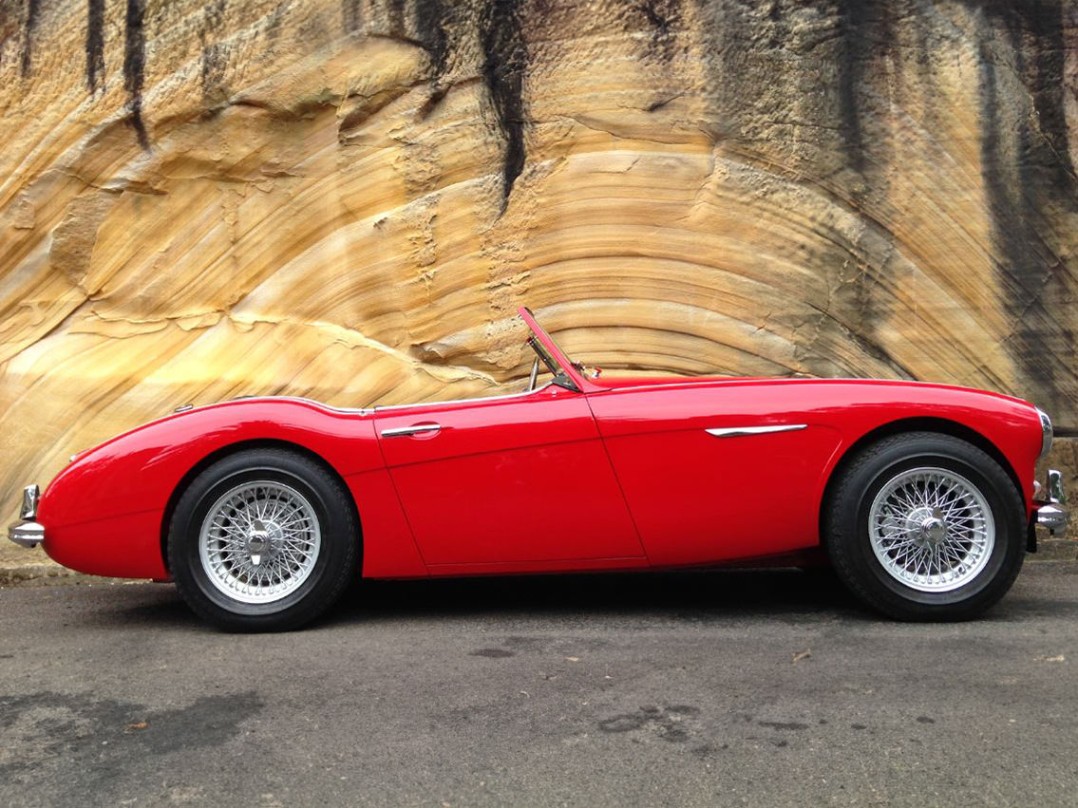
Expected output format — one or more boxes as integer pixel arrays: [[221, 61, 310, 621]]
[[705, 424, 808, 438]]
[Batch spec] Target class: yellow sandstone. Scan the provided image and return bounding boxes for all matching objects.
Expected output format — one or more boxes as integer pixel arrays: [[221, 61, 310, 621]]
[[1, 1, 1075, 569]]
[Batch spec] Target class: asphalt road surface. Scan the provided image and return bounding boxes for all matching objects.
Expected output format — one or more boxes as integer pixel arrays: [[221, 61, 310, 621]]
[[2, 563, 1077, 807]]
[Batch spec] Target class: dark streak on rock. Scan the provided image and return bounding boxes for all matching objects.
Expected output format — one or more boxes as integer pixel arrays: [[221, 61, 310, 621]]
[[976, 1, 1071, 404], [86, 0, 106, 92], [834, 0, 898, 177], [342, 0, 363, 35], [635, 0, 683, 116], [415, 0, 450, 75], [762, 0, 787, 58], [20, 0, 41, 76], [387, 0, 407, 35], [201, 42, 227, 104], [1022, 2, 1077, 194], [124, 0, 150, 150], [200, 0, 229, 105], [127, 95, 150, 150], [414, 0, 451, 117], [833, 0, 870, 176], [266, 1, 288, 41], [693, 4, 912, 383], [830, 1, 908, 377], [481, 0, 528, 211], [639, 0, 682, 63], [640, 0, 672, 36]]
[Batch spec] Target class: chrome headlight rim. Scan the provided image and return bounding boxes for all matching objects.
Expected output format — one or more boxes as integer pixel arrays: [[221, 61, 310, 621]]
[[1037, 407, 1053, 459]]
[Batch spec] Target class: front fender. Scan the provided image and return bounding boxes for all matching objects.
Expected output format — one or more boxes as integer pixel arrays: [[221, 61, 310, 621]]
[[39, 399, 382, 577]]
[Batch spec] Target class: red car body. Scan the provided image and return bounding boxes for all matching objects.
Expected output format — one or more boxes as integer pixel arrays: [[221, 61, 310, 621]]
[[10, 307, 1067, 628]]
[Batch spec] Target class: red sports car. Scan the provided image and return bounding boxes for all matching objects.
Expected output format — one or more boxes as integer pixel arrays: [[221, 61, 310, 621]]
[[9, 307, 1069, 630]]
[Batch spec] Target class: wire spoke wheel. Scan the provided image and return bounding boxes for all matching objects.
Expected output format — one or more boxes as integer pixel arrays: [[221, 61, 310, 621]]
[[198, 481, 322, 605], [825, 433, 1024, 620], [868, 466, 994, 593], [171, 449, 359, 631]]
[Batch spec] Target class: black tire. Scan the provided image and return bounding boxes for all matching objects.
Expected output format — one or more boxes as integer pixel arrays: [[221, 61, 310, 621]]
[[824, 432, 1025, 621], [168, 449, 360, 631]]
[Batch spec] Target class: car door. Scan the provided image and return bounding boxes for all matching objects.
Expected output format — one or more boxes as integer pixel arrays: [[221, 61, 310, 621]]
[[374, 384, 646, 569], [587, 380, 843, 566]]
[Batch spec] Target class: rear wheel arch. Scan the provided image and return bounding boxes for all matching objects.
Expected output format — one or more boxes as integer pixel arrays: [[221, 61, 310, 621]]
[[159, 438, 362, 575]]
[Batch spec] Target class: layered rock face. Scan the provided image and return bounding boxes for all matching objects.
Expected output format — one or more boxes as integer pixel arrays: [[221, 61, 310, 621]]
[[1, 1, 1075, 565]]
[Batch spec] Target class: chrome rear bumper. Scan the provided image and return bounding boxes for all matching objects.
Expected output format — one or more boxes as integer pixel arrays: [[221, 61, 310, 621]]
[[8, 485, 45, 549], [1035, 470, 1069, 535]]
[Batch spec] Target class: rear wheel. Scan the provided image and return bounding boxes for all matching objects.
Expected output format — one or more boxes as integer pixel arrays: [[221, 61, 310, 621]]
[[824, 432, 1025, 620], [168, 449, 359, 631]]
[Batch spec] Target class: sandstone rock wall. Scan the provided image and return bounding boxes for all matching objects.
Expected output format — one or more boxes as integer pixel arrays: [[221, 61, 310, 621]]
[[1, 1, 1076, 562]]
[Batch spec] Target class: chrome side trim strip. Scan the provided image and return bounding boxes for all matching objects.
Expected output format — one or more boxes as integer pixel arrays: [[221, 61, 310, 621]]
[[705, 424, 808, 438], [381, 424, 443, 438]]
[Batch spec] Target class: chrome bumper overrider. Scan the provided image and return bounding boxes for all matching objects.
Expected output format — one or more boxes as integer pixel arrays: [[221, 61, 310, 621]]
[[1035, 470, 1069, 535], [8, 484, 45, 549]]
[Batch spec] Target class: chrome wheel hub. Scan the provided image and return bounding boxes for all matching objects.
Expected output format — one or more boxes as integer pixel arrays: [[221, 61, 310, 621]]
[[199, 482, 321, 604], [869, 467, 994, 593], [904, 507, 947, 549], [245, 519, 284, 565]]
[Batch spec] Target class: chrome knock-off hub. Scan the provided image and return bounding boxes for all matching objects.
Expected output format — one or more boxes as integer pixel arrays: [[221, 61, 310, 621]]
[[869, 467, 995, 593], [905, 507, 947, 548], [246, 519, 285, 566], [199, 481, 322, 604]]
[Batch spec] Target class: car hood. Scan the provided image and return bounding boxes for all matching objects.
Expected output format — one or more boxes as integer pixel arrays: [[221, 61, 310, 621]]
[[592, 374, 1033, 405]]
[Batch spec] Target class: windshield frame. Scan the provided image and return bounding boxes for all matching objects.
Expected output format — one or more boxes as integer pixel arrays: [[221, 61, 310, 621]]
[[527, 336, 577, 392], [518, 307, 594, 393]]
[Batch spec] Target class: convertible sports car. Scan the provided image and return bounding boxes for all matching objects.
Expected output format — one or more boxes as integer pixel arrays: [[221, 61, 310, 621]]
[[9, 307, 1070, 630]]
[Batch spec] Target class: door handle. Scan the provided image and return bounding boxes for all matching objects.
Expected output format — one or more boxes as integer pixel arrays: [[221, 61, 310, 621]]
[[381, 423, 443, 438]]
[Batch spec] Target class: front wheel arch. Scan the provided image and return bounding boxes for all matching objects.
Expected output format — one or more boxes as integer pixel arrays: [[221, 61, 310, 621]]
[[818, 417, 1023, 545], [159, 438, 362, 576]]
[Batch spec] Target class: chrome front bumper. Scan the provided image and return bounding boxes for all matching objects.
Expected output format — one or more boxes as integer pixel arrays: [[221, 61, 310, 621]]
[[8, 484, 45, 549], [1035, 470, 1069, 535]]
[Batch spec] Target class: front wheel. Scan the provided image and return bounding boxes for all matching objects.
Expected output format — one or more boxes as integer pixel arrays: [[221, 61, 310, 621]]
[[168, 449, 359, 631], [824, 433, 1025, 621]]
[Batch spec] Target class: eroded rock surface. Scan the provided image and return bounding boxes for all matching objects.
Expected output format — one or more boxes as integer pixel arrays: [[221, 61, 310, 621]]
[[1, 1, 1075, 565]]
